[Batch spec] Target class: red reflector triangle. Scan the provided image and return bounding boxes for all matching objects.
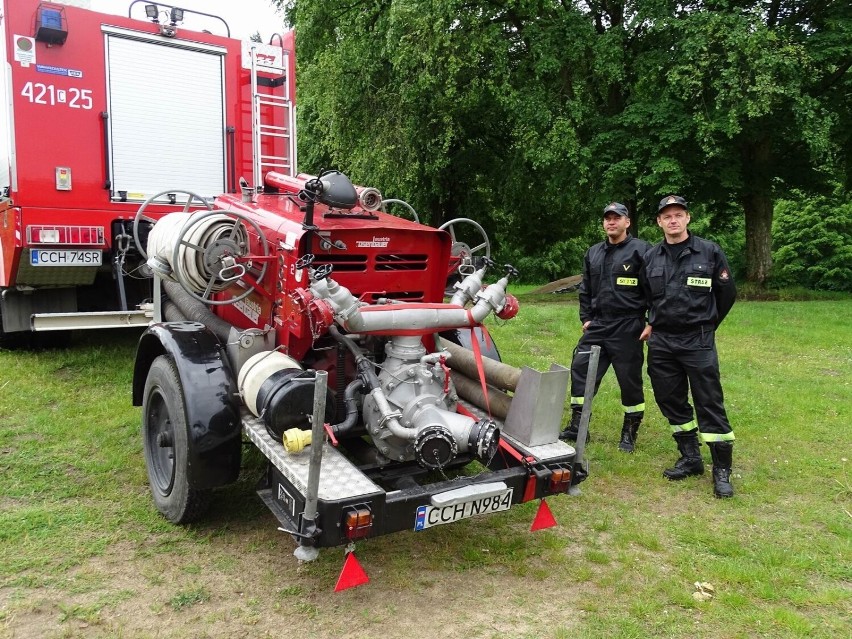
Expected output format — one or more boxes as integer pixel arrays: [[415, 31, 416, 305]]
[[530, 499, 557, 531], [334, 552, 370, 592]]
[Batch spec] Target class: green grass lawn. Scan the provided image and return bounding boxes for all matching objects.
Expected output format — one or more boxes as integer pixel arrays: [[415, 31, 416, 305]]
[[489, 296, 852, 635], [0, 298, 850, 638]]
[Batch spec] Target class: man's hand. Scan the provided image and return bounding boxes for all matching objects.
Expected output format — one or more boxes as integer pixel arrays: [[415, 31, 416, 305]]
[[640, 325, 652, 341], [582, 320, 591, 332]]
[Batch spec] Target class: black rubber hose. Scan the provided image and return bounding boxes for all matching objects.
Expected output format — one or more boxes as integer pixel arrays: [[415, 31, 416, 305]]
[[328, 325, 360, 358], [162, 280, 235, 342], [336, 341, 347, 418], [328, 326, 381, 389], [330, 378, 365, 438], [162, 299, 187, 322]]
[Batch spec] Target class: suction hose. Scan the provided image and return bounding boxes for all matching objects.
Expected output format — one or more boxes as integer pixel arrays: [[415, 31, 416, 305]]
[[162, 280, 235, 342], [162, 299, 187, 322]]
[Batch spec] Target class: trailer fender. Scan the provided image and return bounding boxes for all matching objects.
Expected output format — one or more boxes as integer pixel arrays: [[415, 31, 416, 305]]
[[439, 325, 502, 362], [133, 322, 241, 489]]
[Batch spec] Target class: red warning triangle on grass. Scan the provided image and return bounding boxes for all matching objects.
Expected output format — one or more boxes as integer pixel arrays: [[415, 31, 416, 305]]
[[530, 499, 557, 531], [334, 552, 370, 592]]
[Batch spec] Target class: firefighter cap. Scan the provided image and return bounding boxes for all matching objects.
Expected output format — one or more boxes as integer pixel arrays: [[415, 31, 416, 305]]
[[603, 202, 629, 217], [657, 195, 688, 213]]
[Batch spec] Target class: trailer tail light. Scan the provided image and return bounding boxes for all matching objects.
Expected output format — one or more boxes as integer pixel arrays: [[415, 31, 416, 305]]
[[26, 226, 105, 246], [343, 505, 373, 540], [549, 467, 572, 493]]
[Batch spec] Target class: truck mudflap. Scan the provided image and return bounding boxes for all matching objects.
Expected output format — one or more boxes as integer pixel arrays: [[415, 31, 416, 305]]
[[244, 416, 577, 548]]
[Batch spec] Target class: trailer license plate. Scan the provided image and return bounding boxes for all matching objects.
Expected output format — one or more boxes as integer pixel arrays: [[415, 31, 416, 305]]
[[414, 488, 513, 531], [30, 250, 102, 266]]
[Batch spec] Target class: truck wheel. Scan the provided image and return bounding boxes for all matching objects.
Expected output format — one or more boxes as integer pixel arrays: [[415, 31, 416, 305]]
[[142, 355, 211, 523]]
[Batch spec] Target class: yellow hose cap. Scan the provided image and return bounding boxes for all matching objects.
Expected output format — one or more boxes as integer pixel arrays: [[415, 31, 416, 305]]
[[282, 428, 312, 453]]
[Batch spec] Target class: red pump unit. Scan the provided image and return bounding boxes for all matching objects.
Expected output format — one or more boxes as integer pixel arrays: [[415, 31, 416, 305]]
[[127, 156, 584, 555]]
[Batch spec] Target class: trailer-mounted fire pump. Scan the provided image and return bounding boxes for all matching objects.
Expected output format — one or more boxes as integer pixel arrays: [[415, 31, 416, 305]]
[[130, 166, 586, 557]]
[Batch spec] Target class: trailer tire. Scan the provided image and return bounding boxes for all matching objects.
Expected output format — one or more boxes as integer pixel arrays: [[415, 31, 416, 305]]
[[142, 355, 211, 523]]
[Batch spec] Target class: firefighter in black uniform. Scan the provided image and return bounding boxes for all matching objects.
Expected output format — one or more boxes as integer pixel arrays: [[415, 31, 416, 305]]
[[639, 195, 737, 498], [560, 202, 651, 452]]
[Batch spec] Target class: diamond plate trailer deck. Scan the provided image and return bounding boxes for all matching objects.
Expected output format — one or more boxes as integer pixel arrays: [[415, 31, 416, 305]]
[[245, 411, 578, 548]]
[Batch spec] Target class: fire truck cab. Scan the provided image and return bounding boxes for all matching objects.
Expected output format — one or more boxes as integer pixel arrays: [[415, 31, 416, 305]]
[[0, 0, 295, 344]]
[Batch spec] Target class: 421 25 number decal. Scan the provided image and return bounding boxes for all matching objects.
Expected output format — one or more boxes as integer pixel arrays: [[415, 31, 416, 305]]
[[20, 81, 93, 109]]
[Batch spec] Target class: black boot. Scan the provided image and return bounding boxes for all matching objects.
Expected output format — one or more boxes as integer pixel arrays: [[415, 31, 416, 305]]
[[618, 412, 643, 453], [559, 407, 589, 443], [709, 441, 734, 498], [663, 429, 705, 480]]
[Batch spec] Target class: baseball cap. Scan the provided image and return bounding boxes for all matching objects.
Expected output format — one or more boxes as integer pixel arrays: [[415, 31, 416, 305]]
[[657, 195, 688, 213], [603, 202, 629, 217]]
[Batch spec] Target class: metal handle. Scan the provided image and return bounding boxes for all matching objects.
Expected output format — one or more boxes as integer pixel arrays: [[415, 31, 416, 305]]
[[101, 112, 111, 190]]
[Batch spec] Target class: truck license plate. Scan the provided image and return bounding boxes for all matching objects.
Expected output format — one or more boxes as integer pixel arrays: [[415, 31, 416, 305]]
[[414, 488, 513, 531], [30, 250, 102, 266]]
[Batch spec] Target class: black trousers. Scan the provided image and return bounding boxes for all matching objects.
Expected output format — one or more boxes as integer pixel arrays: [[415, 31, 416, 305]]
[[647, 329, 735, 442], [570, 316, 645, 413]]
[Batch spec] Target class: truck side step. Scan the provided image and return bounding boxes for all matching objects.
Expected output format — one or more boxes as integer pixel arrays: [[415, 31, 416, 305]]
[[31, 309, 152, 331]]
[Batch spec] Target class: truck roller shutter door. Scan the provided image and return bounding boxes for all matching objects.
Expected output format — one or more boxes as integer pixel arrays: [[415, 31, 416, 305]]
[[106, 34, 225, 203]]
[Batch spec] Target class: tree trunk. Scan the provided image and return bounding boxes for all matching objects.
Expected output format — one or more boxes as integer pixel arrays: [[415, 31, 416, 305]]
[[742, 192, 773, 285], [741, 136, 773, 285], [626, 197, 640, 236]]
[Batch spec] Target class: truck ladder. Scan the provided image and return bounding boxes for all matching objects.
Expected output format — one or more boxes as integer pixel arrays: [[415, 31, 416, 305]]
[[249, 43, 296, 189]]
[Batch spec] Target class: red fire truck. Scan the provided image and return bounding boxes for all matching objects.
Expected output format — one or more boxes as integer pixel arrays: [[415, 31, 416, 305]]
[[1, 0, 295, 344], [3, 1, 589, 565]]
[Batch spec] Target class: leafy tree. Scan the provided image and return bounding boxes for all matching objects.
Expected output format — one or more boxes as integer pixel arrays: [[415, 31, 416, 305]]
[[771, 193, 852, 291], [278, 0, 850, 285], [659, 1, 852, 284], [283, 1, 512, 226]]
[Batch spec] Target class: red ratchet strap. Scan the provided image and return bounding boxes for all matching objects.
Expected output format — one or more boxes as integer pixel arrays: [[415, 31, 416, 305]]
[[497, 438, 538, 502], [439, 355, 451, 395], [323, 423, 338, 447], [456, 402, 528, 463], [455, 403, 476, 419], [456, 384, 537, 501], [466, 313, 491, 416]]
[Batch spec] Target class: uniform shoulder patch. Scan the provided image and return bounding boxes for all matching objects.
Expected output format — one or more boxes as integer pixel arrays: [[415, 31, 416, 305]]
[[719, 269, 730, 281]]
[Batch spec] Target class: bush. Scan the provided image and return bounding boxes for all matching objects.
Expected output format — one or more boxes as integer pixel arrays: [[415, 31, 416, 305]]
[[496, 219, 599, 284], [771, 194, 852, 291]]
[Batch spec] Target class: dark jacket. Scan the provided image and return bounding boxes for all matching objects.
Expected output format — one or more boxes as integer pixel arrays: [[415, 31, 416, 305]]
[[578, 235, 651, 323], [641, 233, 737, 333]]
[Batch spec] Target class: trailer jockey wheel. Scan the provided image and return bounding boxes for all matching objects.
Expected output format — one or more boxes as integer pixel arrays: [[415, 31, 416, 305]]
[[142, 355, 210, 523], [171, 209, 271, 306], [132, 189, 213, 260], [438, 218, 491, 276]]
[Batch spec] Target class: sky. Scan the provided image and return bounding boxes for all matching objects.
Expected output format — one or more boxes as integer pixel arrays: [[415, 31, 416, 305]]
[[86, 0, 288, 41]]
